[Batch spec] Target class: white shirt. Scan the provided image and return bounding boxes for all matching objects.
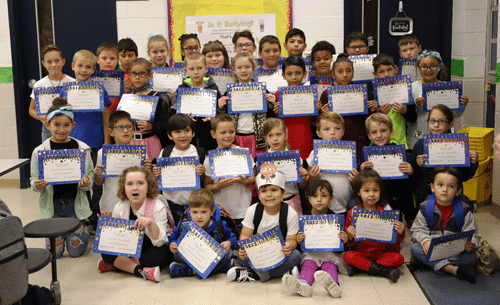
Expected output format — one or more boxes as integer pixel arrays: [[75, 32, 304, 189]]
[[236, 113, 255, 134], [241, 203, 299, 236], [30, 75, 76, 99], [96, 149, 120, 212]]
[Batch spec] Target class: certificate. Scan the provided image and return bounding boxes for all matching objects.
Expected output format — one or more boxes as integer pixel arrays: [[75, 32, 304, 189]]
[[363, 145, 408, 179], [352, 208, 399, 243], [303, 58, 313, 83], [423, 81, 463, 112], [101, 145, 146, 177], [207, 68, 234, 95], [117, 94, 159, 122], [92, 216, 144, 258], [327, 84, 368, 116], [208, 148, 253, 180], [173, 62, 184, 68], [399, 58, 422, 82], [37, 149, 86, 185], [62, 81, 105, 112], [423, 133, 470, 167], [256, 150, 302, 184], [176, 221, 227, 279], [254, 69, 288, 93], [350, 54, 376, 82], [309, 76, 335, 98], [156, 156, 201, 191], [299, 214, 345, 252], [34, 86, 63, 116], [176, 87, 217, 118], [91, 70, 124, 98], [372, 75, 413, 106], [313, 140, 356, 173], [237, 226, 286, 271], [426, 231, 474, 262], [150, 67, 185, 93], [278, 85, 318, 117], [227, 82, 267, 114]]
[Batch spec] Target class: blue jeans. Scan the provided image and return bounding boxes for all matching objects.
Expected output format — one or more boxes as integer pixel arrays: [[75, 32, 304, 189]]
[[238, 249, 302, 282], [410, 242, 477, 272], [174, 250, 233, 277]]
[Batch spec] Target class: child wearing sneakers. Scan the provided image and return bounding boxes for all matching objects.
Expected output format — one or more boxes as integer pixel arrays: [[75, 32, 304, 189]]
[[168, 189, 237, 278]]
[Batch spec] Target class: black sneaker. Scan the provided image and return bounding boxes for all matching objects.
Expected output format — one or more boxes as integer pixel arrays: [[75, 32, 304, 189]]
[[457, 266, 476, 284], [227, 267, 259, 282], [408, 256, 424, 272]]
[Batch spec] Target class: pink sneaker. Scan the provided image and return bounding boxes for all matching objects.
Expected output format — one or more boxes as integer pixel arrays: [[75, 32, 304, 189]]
[[140, 266, 160, 283], [97, 259, 116, 273]]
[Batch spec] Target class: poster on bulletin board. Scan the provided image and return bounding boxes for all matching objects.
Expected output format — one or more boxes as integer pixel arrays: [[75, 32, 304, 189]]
[[168, 0, 292, 63]]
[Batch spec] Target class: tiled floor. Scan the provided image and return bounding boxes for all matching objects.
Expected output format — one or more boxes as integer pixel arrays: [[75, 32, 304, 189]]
[[2, 186, 499, 305]]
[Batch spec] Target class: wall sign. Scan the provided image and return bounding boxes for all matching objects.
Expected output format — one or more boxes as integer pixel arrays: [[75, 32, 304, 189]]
[[389, 1, 413, 36]]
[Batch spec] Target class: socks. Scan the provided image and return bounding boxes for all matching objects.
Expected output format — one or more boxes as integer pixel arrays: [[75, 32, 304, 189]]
[[452, 266, 459, 276], [321, 261, 339, 284], [134, 265, 143, 277], [299, 259, 318, 286]]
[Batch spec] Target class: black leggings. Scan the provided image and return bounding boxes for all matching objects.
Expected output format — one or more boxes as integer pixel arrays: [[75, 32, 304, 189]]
[[102, 235, 172, 267]]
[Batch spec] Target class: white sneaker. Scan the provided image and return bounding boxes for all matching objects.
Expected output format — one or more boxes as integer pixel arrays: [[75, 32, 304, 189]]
[[314, 271, 342, 298], [290, 266, 300, 278], [282, 274, 313, 297]]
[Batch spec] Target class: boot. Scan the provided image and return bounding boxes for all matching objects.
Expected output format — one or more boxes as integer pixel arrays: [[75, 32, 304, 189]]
[[345, 264, 364, 276], [368, 262, 400, 283]]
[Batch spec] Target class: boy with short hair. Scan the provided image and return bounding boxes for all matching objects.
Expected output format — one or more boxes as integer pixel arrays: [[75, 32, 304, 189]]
[[284, 28, 307, 57], [257, 35, 282, 70], [398, 34, 422, 59], [359, 113, 416, 224], [96, 42, 121, 114], [345, 32, 369, 56], [168, 188, 237, 278], [117, 38, 138, 93]]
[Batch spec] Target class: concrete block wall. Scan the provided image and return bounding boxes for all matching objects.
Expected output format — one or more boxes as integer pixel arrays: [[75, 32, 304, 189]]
[[493, 2, 500, 211]]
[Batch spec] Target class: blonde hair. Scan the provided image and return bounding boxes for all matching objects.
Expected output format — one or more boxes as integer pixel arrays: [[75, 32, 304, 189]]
[[365, 113, 393, 132], [73, 49, 96, 67], [147, 35, 170, 51], [316, 112, 345, 130], [232, 52, 257, 82], [188, 189, 215, 210], [184, 52, 206, 66], [262, 118, 290, 149], [116, 166, 159, 201], [210, 113, 235, 131]]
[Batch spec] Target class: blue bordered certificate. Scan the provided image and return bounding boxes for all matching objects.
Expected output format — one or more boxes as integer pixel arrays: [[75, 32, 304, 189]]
[[149, 67, 185, 93], [309, 76, 335, 98], [101, 145, 146, 177], [423, 81, 463, 112], [423, 133, 470, 167], [177, 87, 217, 118], [208, 148, 253, 180], [313, 140, 356, 173], [349, 54, 377, 82], [34, 86, 63, 116], [399, 58, 422, 82], [92, 216, 144, 258], [156, 156, 201, 191], [278, 85, 318, 117], [91, 70, 124, 98], [303, 58, 313, 83], [117, 94, 159, 122], [352, 208, 399, 243], [37, 149, 85, 185], [256, 150, 302, 184], [207, 68, 234, 95], [327, 84, 368, 116], [61, 81, 105, 112], [254, 69, 288, 93], [227, 82, 267, 114], [426, 230, 474, 262], [363, 145, 408, 179], [237, 226, 286, 271], [372, 75, 413, 106], [176, 221, 227, 279], [173, 62, 184, 68], [299, 214, 345, 252]]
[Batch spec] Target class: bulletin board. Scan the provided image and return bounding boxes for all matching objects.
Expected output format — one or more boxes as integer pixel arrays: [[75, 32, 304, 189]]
[[168, 0, 293, 64]]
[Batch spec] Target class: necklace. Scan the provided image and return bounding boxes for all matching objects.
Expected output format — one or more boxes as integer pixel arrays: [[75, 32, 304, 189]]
[[49, 74, 64, 87], [132, 84, 149, 93]]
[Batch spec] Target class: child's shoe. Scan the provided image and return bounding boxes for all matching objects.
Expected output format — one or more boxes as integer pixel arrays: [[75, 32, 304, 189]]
[[227, 267, 259, 282], [288, 266, 300, 278], [345, 263, 363, 276], [169, 262, 193, 278], [457, 266, 476, 284], [408, 256, 424, 272], [314, 271, 342, 298], [140, 266, 160, 283], [97, 259, 116, 272], [282, 274, 313, 297]]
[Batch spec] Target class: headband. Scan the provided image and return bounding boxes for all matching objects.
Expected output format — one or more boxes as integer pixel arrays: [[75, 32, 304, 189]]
[[417, 50, 443, 64], [47, 106, 74, 122]]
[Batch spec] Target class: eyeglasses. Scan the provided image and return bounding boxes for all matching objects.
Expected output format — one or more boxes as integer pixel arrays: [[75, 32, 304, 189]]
[[236, 43, 253, 48], [182, 46, 200, 52], [429, 119, 448, 125], [418, 65, 439, 71], [347, 45, 367, 51], [129, 72, 149, 77], [113, 124, 134, 131]]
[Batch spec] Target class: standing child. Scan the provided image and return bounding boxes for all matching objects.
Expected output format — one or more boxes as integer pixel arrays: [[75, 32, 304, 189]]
[[409, 166, 481, 283], [344, 168, 405, 283], [30, 98, 93, 258], [96, 42, 121, 113], [398, 34, 422, 59], [232, 30, 257, 55], [147, 35, 170, 68], [117, 38, 138, 94], [309, 41, 336, 78], [218, 52, 276, 158], [283, 28, 307, 57], [202, 40, 230, 69], [179, 33, 201, 61], [97, 166, 172, 283], [256, 35, 282, 71], [29, 45, 75, 142], [283, 179, 346, 298], [228, 167, 301, 283], [345, 32, 369, 56]]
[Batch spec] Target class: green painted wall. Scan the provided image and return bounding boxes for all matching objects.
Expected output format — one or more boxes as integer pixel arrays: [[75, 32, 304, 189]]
[[0, 67, 13, 83], [451, 59, 464, 77]]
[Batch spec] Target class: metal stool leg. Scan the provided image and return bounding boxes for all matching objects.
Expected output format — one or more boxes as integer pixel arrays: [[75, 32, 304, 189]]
[[49, 237, 61, 305]]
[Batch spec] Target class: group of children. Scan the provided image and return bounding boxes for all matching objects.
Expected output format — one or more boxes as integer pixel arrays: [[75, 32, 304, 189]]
[[28, 28, 482, 295]]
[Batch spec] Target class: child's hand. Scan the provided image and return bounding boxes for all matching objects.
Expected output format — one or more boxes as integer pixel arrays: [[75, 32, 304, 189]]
[[170, 242, 178, 253], [339, 231, 348, 243], [320, 102, 330, 114], [186, 113, 197, 122], [95, 165, 104, 179], [273, 101, 279, 116], [414, 97, 425, 108], [238, 248, 247, 260], [134, 217, 155, 230], [202, 117, 213, 122], [195, 164, 205, 176], [367, 100, 378, 112], [394, 220, 405, 235], [221, 241, 231, 254], [299, 167, 309, 182], [348, 168, 359, 182], [297, 232, 306, 244], [144, 158, 152, 170], [399, 162, 413, 175], [218, 96, 229, 109], [233, 175, 250, 185], [360, 161, 373, 171], [346, 225, 356, 241], [152, 165, 161, 178], [98, 210, 113, 217], [470, 151, 478, 164], [136, 121, 152, 132], [461, 95, 469, 107], [167, 92, 175, 101], [392, 102, 407, 114], [379, 103, 391, 114], [416, 155, 425, 167], [465, 241, 476, 252], [310, 70, 319, 77], [215, 177, 235, 189], [265, 93, 276, 104], [78, 175, 90, 188], [282, 242, 293, 256], [124, 79, 132, 93], [308, 165, 322, 178], [422, 240, 431, 255]]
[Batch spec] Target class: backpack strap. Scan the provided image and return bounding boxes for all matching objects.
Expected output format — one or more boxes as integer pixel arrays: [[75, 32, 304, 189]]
[[253, 203, 265, 235], [161, 144, 175, 158], [279, 201, 288, 238], [425, 193, 465, 232], [144, 198, 155, 219]]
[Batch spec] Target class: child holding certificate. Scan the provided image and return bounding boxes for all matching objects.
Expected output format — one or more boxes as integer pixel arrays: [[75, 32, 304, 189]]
[[28, 45, 75, 142], [168, 189, 237, 278], [30, 98, 93, 258], [409, 167, 481, 283], [283, 179, 346, 298], [95, 42, 121, 113], [147, 35, 176, 102], [202, 40, 230, 69], [97, 166, 172, 283], [228, 167, 301, 283], [410, 104, 478, 213], [117, 38, 138, 94], [344, 169, 405, 283], [309, 41, 335, 78], [407, 50, 468, 148]]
